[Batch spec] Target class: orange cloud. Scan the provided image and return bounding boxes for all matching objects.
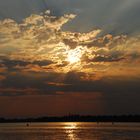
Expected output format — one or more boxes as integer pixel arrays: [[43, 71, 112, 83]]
[[0, 10, 140, 79]]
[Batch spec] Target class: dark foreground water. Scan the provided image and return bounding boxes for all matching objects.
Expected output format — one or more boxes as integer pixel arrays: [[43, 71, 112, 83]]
[[0, 122, 140, 140]]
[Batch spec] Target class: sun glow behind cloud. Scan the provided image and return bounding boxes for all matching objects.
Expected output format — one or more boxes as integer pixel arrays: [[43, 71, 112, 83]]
[[67, 46, 85, 64], [0, 9, 140, 75], [0, 9, 140, 95], [0, 5, 140, 117]]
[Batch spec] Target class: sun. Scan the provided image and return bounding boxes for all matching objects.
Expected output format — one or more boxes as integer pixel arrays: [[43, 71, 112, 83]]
[[67, 51, 80, 63], [67, 47, 84, 64]]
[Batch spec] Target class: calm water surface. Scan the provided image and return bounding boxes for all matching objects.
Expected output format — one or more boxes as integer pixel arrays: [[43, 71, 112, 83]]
[[0, 122, 140, 140]]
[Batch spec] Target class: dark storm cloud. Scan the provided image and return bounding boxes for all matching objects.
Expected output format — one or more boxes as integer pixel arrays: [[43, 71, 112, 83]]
[[0, 0, 140, 34], [1, 70, 140, 95], [0, 70, 140, 115], [90, 56, 124, 62], [63, 72, 140, 94], [1, 58, 54, 68]]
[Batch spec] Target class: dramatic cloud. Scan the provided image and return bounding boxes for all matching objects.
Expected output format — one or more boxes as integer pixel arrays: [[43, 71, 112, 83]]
[[0, 10, 140, 75], [0, 9, 140, 116]]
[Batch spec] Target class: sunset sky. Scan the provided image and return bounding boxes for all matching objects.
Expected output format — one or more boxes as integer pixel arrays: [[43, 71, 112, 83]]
[[0, 0, 140, 117]]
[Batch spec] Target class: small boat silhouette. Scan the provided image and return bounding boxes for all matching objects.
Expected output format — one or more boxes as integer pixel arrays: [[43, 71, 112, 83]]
[[26, 123, 29, 127]]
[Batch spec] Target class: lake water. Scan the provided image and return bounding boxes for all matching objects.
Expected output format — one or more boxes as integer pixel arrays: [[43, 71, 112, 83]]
[[0, 122, 140, 140]]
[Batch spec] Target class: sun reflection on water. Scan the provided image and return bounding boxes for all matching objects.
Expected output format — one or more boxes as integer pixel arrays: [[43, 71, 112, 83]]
[[64, 122, 77, 129], [64, 122, 78, 140]]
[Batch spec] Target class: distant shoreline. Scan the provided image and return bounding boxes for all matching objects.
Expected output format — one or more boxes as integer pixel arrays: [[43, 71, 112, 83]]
[[0, 115, 140, 123]]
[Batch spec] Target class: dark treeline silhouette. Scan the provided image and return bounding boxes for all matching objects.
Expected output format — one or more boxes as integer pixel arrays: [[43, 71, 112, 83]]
[[0, 115, 140, 123]]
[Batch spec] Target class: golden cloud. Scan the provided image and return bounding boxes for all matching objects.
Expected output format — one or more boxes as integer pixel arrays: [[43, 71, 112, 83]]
[[0, 10, 140, 78]]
